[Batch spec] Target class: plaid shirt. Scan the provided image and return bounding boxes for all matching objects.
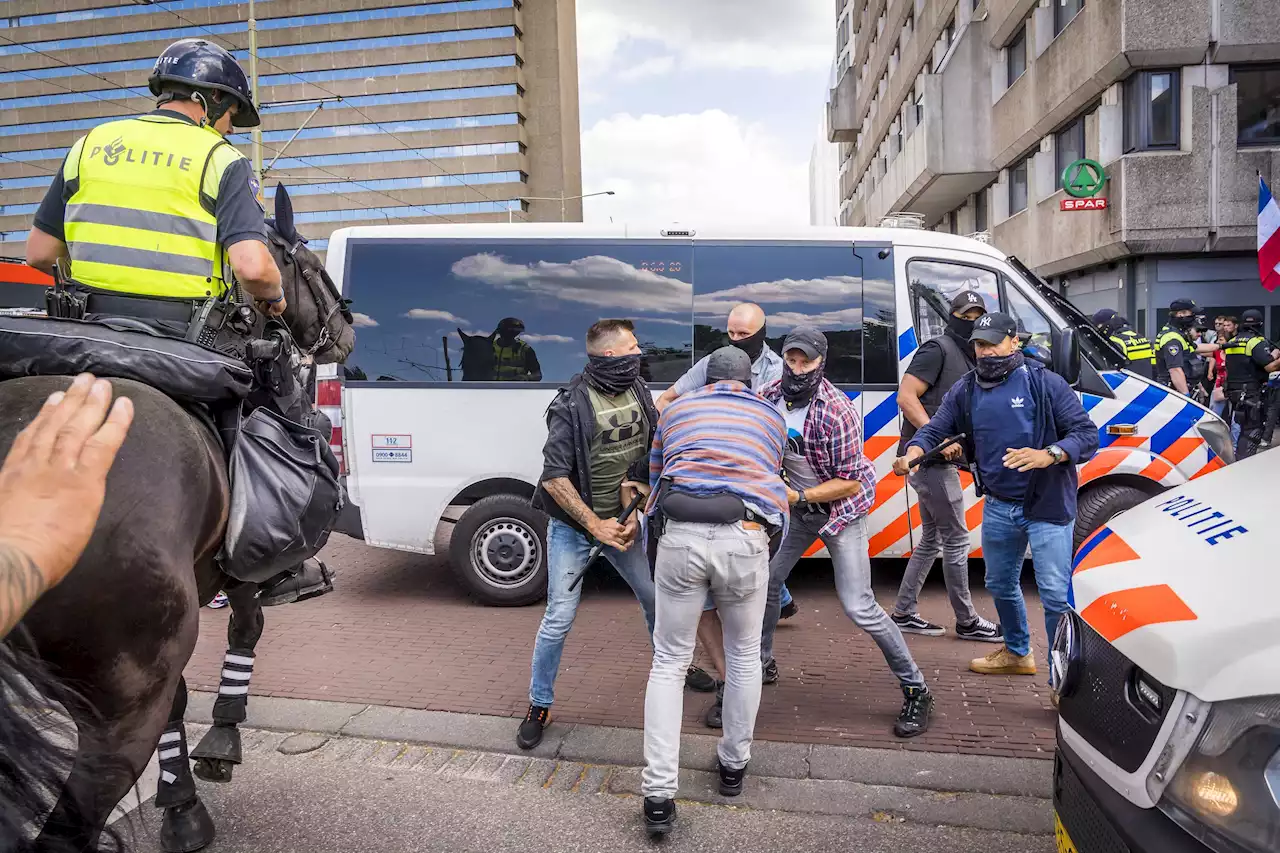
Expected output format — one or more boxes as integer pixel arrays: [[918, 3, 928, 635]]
[[760, 377, 877, 536]]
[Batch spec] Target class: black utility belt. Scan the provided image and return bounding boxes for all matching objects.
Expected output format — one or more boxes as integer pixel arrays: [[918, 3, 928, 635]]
[[661, 491, 767, 526], [796, 501, 832, 516]]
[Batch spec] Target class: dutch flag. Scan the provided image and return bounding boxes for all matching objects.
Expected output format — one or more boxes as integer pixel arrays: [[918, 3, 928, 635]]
[[1259, 175, 1280, 292]]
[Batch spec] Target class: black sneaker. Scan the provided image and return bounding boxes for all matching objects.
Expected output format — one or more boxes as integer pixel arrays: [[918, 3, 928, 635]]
[[686, 665, 717, 693], [516, 704, 551, 750], [762, 659, 779, 685], [955, 617, 1003, 643], [891, 612, 945, 637], [780, 600, 798, 620], [893, 686, 933, 739], [643, 797, 676, 835], [717, 759, 747, 797], [704, 682, 724, 729]]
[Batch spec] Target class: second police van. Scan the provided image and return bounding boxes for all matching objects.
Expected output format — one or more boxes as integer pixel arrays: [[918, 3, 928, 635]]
[[316, 221, 1236, 605]]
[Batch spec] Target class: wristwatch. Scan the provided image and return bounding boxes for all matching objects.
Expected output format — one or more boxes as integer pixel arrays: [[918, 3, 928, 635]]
[[1047, 445, 1066, 465], [797, 489, 807, 505]]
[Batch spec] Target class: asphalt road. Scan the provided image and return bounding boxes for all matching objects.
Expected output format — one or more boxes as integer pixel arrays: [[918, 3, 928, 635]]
[[119, 727, 1055, 853]]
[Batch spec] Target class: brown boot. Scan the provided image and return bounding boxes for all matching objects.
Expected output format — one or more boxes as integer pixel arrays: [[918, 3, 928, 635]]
[[970, 646, 1037, 675]]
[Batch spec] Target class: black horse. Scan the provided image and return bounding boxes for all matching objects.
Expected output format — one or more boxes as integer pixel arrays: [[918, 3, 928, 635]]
[[0, 186, 341, 852]]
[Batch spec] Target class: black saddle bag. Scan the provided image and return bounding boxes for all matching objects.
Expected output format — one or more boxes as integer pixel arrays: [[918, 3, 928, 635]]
[[0, 315, 252, 405], [218, 405, 343, 584]]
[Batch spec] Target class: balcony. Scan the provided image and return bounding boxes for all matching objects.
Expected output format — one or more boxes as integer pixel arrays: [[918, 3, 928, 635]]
[[861, 26, 997, 226], [827, 66, 861, 142]]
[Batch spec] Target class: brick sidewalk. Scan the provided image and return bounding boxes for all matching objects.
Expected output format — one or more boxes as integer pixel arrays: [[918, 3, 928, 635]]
[[187, 535, 1059, 761]]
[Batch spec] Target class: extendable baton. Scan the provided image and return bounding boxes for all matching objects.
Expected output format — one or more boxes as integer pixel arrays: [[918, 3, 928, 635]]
[[906, 434, 967, 471], [568, 490, 647, 592]]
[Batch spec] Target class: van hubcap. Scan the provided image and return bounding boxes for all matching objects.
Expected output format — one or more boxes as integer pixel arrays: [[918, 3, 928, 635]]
[[472, 518, 540, 589]]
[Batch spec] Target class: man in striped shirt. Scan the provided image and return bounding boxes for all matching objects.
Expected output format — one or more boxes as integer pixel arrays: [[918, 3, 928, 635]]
[[639, 347, 787, 834]]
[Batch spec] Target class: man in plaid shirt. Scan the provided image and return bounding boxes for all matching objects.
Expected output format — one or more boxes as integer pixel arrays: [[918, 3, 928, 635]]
[[759, 327, 933, 739]]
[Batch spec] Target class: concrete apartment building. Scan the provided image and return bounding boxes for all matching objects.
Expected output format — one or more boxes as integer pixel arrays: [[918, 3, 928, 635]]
[[827, 0, 1280, 338], [0, 0, 582, 257]]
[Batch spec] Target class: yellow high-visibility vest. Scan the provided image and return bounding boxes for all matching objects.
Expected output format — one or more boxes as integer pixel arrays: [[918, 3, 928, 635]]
[[61, 114, 245, 299]]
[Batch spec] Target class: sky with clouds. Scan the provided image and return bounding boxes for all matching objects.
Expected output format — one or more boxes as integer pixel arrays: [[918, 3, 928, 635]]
[[575, 0, 833, 229]]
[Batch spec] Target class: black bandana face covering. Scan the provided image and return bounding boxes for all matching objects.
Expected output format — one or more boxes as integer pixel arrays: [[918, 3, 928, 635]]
[[730, 326, 767, 363], [584, 354, 642, 395], [975, 350, 1025, 386], [948, 315, 977, 341], [780, 363, 823, 409]]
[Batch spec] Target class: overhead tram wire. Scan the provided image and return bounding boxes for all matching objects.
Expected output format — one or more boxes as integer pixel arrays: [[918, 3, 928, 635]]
[[138, 3, 519, 213], [0, 33, 453, 225]]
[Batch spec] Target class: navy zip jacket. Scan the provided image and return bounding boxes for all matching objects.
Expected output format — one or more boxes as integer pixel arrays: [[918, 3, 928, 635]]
[[908, 359, 1098, 524]]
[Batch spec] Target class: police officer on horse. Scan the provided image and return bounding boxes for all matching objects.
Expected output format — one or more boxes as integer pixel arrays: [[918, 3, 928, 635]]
[[24, 38, 332, 605], [1223, 309, 1280, 459], [1092, 308, 1155, 380]]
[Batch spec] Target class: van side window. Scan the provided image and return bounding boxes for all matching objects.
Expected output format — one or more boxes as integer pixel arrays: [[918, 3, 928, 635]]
[[1005, 281, 1054, 358], [859, 244, 898, 385], [340, 240, 694, 384], [907, 259, 1000, 344], [692, 243, 870, 386]]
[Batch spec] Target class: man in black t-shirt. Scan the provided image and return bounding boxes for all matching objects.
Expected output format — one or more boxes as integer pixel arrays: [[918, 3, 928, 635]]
[[890, 291, 1001, 643]]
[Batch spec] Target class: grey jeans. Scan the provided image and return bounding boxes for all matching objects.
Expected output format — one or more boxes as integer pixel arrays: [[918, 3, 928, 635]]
[[642, 521, 770, 800], [761, 512, 925, 689], [893, 464, 979, 624]]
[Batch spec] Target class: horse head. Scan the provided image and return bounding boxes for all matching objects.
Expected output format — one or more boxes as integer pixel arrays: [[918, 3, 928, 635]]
[[456, 328, 496, 381], [263, 183, 354, 364]]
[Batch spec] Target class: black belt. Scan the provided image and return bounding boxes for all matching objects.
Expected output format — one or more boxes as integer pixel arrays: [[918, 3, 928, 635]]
[[84, 289, 198, 323], [661, 491, 753, 524]]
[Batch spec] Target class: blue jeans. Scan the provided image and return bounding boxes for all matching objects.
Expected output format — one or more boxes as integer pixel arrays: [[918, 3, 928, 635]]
[[979, 498, 1073, 660], [1211, 398, 1242, 445], [529, 518, 656, 707]]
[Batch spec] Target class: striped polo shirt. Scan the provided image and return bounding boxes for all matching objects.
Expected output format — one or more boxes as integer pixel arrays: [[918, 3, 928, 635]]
[[647, 380, 789, 533]]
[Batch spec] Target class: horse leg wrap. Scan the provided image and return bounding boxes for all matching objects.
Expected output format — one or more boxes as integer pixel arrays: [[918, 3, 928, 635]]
[[154, 722, 197, 809], [211, 649, 253, 725]]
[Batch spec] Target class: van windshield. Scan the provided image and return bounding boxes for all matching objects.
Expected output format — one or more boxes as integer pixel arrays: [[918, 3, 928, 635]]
[[1006, 255, 1127, 372]]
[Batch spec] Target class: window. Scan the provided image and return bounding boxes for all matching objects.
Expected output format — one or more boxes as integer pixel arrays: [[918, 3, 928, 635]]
[[907, 260, 1000, 345], [837, 15, 850, 52], [1124, 70, 1180, 151], [692, 244, 896, 385], [1232, 65, 1280, 147], [1009, 156, 1030, 214], [974, 188, 988, 232], [948, 211, 959, 234], [1007, 27, 1027, 85], [296, 200, 520, 225], [1005, 284, 1054, 358], [1054, 0, 1085, 36], [269, 171, 524, 200], [341, 240, 694, 384], [234, 113, 521, 146], [1055, 117, 1086, 189], [268, 142, 521, 171]]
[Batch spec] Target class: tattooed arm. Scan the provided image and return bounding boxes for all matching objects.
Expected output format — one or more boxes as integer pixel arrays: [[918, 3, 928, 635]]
[[0, 374, 133, 640], [0, 544, 45, 639], [542, 478, 630, 551]]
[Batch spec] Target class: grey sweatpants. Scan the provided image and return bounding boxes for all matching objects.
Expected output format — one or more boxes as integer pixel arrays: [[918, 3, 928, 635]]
[[893, 464, 980, 624], [642, 521, 770, 800], [760, 512, 925, 689]]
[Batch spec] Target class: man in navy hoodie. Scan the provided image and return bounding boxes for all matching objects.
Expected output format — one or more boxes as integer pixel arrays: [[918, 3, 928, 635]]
[[893, 313, 1097, 679]]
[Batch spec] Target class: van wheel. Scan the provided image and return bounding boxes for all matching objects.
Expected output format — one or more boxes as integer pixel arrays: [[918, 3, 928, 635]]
[[1073, 483, 1152, 553], [449, 495, 548, 606]]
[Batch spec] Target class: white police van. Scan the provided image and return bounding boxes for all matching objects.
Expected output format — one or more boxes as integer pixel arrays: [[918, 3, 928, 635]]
[[316, 223, 1234, 605], [1053, 446, 1278, 853]]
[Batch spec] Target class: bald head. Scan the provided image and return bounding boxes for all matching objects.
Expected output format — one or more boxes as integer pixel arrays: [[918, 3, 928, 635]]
[[727, 303, 766, 339]]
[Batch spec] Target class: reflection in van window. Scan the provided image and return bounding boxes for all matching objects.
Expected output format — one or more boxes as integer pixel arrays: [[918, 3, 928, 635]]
[[341, 240, 694, 383], [692, 244, 866, 385], [1005, 283, 1054, 359], [859, 245, 898, 385], [908, 260, 1000, 345]]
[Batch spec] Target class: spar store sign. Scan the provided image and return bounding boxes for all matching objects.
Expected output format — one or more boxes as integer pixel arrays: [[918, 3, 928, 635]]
[[1060, 158, 1108, 211]]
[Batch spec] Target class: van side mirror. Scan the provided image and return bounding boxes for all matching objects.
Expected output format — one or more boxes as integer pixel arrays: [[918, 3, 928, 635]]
[[1054, 327, 1082, 386]]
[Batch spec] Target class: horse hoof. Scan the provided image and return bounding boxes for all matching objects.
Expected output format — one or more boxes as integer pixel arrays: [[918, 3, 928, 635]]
[[161, 799, 215, 853], [192, 724, 242, 765], [193, 757, 234, 784]]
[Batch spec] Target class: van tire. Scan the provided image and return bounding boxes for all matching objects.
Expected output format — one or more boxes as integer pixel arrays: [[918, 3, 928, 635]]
[[1073, 483, 1151, 553], [449, 495, 548, 607]]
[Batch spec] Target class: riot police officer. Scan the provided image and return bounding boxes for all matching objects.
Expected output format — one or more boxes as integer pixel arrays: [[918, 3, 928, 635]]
[[1223, 309, 1280, 458], [1092, 308, 1155, 379], [1154, 298, 1220, 394]]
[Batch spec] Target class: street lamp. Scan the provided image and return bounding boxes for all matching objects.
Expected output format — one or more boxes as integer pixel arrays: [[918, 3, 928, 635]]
[[512, 190, 616, 223]]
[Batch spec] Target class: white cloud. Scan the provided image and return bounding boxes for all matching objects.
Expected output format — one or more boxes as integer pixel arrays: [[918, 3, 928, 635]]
[[521, 333, 575, 344], [582, 110, 809, 227], [616, 55, 677, 82], [350, 312, 379, 328], [404, 308, 468, 324], [450, 252, 691, 313], [578, 0, 830, 79], [696, 276, 861, 314]]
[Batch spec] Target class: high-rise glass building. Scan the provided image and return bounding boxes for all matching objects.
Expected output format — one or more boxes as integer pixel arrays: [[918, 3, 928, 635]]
[[0, 0, 582, 256]]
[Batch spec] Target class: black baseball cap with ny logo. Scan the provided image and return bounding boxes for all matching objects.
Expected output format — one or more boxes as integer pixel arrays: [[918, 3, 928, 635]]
[[969, 311, 1018, 344]]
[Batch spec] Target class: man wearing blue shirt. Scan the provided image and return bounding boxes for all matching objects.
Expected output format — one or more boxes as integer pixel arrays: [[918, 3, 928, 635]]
[[893, 313, 1097, 681]]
